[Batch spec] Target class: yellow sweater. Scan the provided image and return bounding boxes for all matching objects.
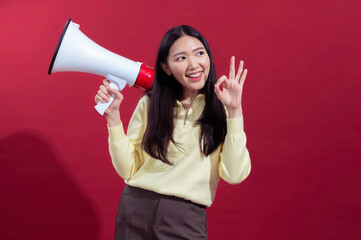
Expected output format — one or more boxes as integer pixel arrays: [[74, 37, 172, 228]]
[[108, 94, 251, 207]]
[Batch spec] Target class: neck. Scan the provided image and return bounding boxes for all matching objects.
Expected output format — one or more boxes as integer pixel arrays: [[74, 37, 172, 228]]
[[180, 89, 199, 112]]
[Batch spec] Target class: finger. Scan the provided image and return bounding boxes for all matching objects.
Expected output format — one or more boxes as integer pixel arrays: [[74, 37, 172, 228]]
[[214, 81, 223, 99], [99, 85, 111, 97], [215, 75, 227, 89], [236, 60, 244, 83], [240, 69, 248, 86], [215, 76, 227, 98], [94, 95, 100, 104], [97, 89, 110, 102], [103, 79, 110, 87], [108, 86, 123, 101], [223, 78, 233, 89], [229, 56, 235, 80], [95, 94, 108, 104]]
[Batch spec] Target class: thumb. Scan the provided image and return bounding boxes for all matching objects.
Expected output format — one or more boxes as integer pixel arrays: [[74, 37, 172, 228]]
[[108, 86, 121, 98], [108, 87, 124, 105]]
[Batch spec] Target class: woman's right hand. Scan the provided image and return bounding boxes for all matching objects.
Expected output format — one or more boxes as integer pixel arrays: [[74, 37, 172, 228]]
[[94, 79, 123, 126]]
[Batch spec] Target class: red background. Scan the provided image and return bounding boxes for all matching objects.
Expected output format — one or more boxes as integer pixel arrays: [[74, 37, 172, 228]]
[[1, 0, 360, 239]]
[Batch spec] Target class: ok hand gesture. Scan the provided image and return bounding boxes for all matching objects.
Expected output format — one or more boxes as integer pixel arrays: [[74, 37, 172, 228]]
[[215, 56, 248, 118]]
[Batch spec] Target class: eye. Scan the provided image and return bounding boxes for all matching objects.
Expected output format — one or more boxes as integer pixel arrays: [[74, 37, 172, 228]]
[[176, 56, 185, 61], [197, 50, 205, 56]]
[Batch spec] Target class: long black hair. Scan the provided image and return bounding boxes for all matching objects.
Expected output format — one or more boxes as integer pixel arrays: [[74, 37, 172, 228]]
[[142, 25, 227, 164]]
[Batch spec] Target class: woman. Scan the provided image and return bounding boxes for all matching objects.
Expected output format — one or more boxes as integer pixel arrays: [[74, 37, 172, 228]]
[[95, 25, 251, 240]]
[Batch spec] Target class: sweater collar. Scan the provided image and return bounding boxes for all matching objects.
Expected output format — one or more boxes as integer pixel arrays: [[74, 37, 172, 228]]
[[175, 94, 205, 121]]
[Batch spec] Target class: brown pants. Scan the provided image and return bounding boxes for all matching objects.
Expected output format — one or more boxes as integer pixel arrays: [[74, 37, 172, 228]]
[[115, 185, 208, 240]]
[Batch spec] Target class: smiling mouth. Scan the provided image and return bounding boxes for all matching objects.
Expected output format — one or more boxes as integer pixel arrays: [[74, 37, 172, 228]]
[[186, 72, 202, 81]]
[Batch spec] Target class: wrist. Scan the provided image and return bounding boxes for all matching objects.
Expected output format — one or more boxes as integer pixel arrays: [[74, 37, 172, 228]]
[[105, 111, 121, 127], [227, 107, 243, 118]]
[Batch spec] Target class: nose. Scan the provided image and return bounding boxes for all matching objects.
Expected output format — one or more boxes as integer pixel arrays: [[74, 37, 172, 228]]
[[188, 56, 199, 69]]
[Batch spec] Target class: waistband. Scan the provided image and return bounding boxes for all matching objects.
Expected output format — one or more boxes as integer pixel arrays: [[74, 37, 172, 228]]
[[124, 185, 207, 209]]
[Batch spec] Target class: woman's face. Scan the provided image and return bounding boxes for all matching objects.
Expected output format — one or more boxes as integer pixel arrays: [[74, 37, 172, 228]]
[[162, 35, 210, 98]]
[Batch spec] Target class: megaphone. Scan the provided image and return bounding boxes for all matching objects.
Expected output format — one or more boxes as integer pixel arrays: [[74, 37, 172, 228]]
[[48, 18, 154, 115]]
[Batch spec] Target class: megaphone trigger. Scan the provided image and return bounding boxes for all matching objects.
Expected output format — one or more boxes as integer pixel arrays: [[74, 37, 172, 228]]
[[106, 74, 127, 91]]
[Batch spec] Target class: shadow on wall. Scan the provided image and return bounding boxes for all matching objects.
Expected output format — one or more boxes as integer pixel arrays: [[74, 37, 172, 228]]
[[0, 130, 100, 239]]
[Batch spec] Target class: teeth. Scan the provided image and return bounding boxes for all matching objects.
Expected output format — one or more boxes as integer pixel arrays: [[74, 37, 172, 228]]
[[187, 72, 201, 78]]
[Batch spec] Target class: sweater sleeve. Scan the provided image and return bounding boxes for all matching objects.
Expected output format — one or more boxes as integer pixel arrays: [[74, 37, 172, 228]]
[[219, 116, 251, 184], [107, 96, 148, 180]]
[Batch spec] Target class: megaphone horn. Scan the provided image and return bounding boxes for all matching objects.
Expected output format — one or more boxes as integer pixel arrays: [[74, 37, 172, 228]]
[[48, 18, 154, 115]]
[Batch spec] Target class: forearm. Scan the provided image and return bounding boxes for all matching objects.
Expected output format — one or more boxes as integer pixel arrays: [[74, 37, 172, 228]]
[[107, 95, 148, 179], [105, 111, 122, 127], [108, 124, 141, 179], [219, 117, 251, 184]]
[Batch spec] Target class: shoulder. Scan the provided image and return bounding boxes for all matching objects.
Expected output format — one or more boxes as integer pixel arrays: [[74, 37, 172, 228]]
[[138, 95, 150, 105], [134, 95, 150, 113]]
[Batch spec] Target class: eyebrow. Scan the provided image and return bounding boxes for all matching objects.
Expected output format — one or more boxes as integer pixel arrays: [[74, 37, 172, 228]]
[[172, 47, 205, 58]]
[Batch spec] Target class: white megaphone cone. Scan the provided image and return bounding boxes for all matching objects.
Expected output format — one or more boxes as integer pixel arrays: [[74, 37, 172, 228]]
[[48, 18, 154, 115]]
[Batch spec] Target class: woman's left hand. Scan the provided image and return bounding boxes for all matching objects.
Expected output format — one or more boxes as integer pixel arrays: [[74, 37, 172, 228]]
[[215, 56, 248, 118]]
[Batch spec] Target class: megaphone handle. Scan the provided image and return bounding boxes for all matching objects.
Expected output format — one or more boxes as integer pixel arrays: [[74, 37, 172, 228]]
[[94, 82, 119, 115], [94, 75, 128, 115]]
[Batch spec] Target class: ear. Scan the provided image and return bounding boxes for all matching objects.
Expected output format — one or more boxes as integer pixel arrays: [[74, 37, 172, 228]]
[[161, 62, 172, 76]]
